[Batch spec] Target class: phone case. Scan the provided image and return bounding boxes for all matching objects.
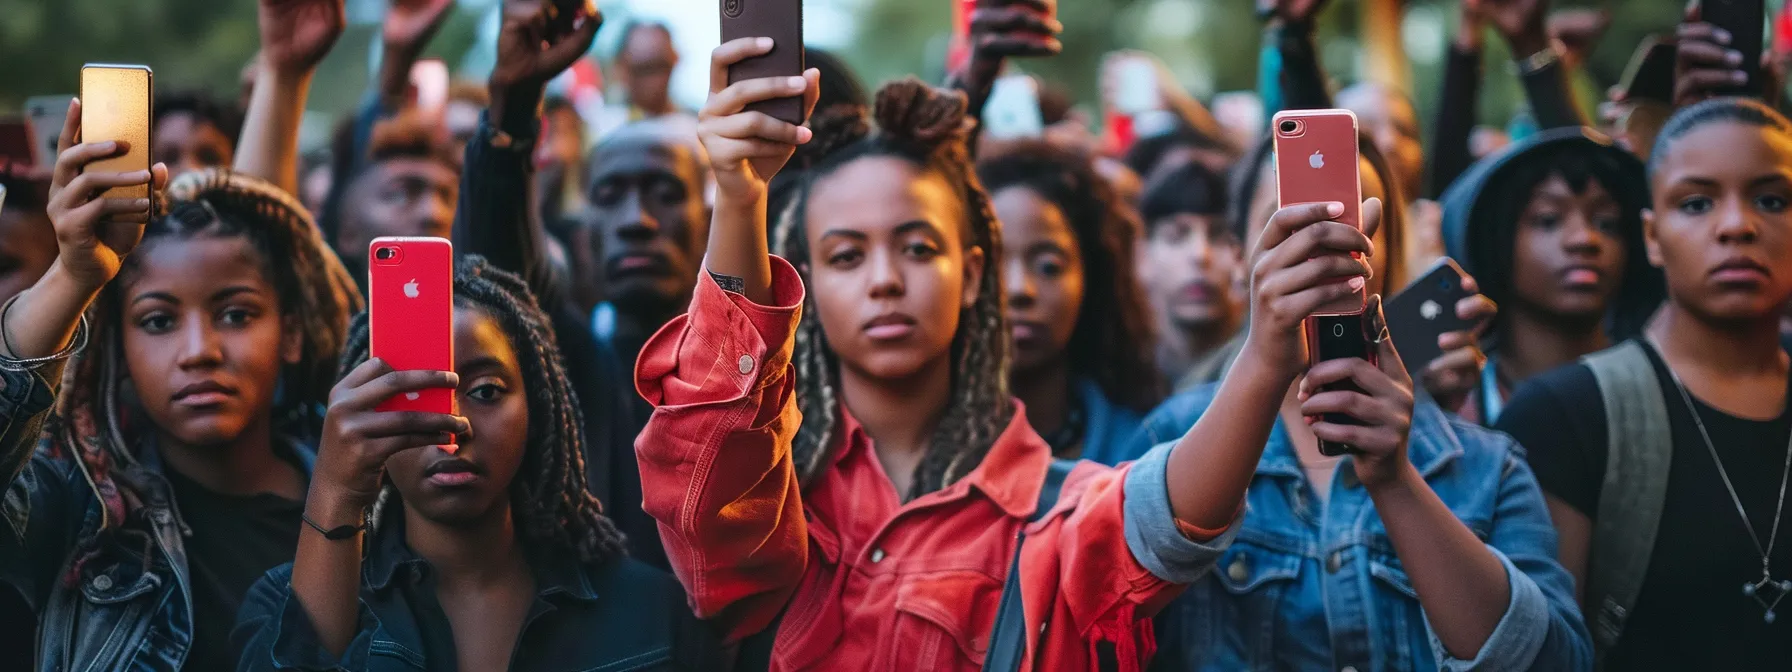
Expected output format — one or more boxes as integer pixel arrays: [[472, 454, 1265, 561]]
[[1385, 258, 1476, 376], [721, 0, 807, 125], [1273, 109, 1364, 316], [80, 65, 153, 202], [1706, 0, 1765, 96], [1305, 313, 1377, 457], [368, 237, 455, 418], [25, 95, 72, 170]]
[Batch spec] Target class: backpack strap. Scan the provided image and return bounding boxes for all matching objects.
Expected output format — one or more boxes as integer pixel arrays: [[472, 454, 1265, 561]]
[[1581, 341, 1674, 662], [983, 458, 1077, 672]]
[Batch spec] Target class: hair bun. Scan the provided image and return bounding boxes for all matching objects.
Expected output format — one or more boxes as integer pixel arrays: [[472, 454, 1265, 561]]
[[872, 77, 970, 152], [800, 103, 872, 168]]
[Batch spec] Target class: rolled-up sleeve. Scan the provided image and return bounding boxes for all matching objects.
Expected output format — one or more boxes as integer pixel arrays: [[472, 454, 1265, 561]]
[[1121, 441, 1237, 585], [633, 257, 808, 643], [232, 567, 377, 672], [1428, 448, 1593, 671]]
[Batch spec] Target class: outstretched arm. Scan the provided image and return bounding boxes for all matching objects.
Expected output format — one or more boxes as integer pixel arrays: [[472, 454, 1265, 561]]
[[234, 0, 345, 194]]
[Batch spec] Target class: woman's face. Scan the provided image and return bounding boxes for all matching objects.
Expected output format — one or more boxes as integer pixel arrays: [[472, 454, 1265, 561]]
[[1648, 121, 1792, 323], [122, 236, 299, 449], [994, 186, 1082, 375], [385, 306, 530, 526], [1247, 155, 1391, 295], [805, 156, 984, 382], [1508, 174, 1628, 323]]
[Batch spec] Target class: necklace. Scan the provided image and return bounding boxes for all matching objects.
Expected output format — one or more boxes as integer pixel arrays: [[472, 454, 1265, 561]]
[[1649, 338, 1792, 623]]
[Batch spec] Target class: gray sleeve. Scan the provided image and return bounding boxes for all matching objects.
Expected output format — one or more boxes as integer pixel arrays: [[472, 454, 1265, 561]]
[[1122, 441, 1238, 584]]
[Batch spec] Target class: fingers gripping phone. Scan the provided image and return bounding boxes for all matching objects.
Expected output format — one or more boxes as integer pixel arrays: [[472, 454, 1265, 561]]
[[1306, 313, 1379, 457], [80, 65, 153, 201], [1272, 109, 1365, 316], [721, 0, 807, 125], [369, 238, 456, 435], [1705, 0, 1766, 97], [1385, 258, 1477, 377]]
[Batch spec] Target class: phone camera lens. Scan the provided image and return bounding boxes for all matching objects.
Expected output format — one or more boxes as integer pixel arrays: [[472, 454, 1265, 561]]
[[376, 248, 396, 261], [1279, 120, 1298, 134]]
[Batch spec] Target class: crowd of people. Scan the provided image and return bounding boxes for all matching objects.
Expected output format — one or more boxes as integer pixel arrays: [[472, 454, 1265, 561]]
[[1, 0, 1791, 669]]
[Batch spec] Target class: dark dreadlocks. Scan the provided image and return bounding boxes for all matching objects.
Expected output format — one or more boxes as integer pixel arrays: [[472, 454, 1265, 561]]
[[977, 141, 1164, 413], [53, 168, 360, 534], [771, 78, 1013, 501], [342, 255, 625, 564]]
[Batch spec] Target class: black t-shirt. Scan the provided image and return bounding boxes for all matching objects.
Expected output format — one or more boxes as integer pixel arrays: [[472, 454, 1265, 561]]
[[165, 459, 305, 671], [1496, 340, 1792, 670]]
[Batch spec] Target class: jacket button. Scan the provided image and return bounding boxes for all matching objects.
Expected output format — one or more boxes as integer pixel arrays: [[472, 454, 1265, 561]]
[[91, 574, 113, 591], [1227, 556, 1249, 582], [738, 354, 755, 375], [1326, 551, 1344, 573], [870, 548, 886, 563]]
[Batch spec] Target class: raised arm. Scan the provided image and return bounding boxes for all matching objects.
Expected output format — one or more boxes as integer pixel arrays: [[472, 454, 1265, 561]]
[[234, 0, 345, 194], [376, 0, 456, 114], [1479, 0, 1589, 129], [1260, 0, 1335, 113], [1427, 5, 1486, 199], [631, 41, 818, 642], [945, 0, 1062, 153], [1164, 198, 1379, 531], [451, 0, 600, 305]]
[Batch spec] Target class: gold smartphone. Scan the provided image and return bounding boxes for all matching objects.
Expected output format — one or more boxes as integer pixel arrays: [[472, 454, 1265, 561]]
[[79, 64, 153, 201]]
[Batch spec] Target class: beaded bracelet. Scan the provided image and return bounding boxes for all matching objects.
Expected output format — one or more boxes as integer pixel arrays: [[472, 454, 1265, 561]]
[[0, 296, 90, 372]]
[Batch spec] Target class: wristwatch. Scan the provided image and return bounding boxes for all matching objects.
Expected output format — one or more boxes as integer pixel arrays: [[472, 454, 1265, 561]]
[[1513, 42, 1563, 77]]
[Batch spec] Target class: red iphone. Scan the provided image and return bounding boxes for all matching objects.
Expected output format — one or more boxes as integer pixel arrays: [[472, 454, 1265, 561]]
[[1272, 108, 1364, 316], [368, 237, 455, 429]]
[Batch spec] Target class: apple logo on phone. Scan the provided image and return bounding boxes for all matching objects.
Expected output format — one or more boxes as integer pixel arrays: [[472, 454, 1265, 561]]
[[1420, 299, 1442, 320], [403, 279, 420, 299], [1309, 151, 1325, 169]]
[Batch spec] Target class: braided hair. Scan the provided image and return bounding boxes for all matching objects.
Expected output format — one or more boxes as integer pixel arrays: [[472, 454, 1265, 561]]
[[340, 256, 626, 564], [52, 169, 360, 537], [977, 141, 1164, 413], [771, 78, 1013, 501]]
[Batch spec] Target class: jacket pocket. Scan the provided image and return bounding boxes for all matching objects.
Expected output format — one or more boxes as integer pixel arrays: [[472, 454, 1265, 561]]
[[773, 570, 845, 671], [1368, 553, 1424, 671], [883, 570, 1004, 671], [1173, 544, 1302, 669]]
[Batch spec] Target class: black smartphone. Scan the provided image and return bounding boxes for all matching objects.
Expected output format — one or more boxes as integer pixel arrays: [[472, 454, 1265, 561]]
[[721, 0, 806, 125], [1617, 36, 1677, 104], [1385, 258, 1477, 377], [1305, 313, 1375, 457], [1704, 0, 1765, 97]]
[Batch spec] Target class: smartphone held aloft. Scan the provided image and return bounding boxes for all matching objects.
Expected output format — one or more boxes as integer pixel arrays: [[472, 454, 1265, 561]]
[[1271, 108, 1365, 317], [368, 238, 457, 449], [79, 64, 153, 202]]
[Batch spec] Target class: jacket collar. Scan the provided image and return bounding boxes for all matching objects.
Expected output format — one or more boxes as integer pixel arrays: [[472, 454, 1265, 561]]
[[833, 401, 1054, 520], [365, 509, 599, 602]]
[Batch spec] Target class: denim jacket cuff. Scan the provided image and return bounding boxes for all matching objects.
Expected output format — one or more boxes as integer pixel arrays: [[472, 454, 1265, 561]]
[[1430, 547, 1550, 672], [1122, 441, 1237, 584], [634, 256, 804, 408], [267, 583, 375, 671]]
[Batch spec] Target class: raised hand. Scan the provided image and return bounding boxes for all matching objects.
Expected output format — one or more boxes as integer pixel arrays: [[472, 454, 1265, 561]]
[[258, 0, 347, 77], [1244, 199, 1380, 381], [1299, 297, 1416, 490], [699, 39, 822, 204], [312, 358, 469, 509], [45, 99, 169, 291], [1673, 4, 1769, 107], [1419, 276, 1497, 412], [968, 0, 1063, 62], [384, 0, 456, 56], [490, 0, 602, 93], [1465, 0, 1551, 57]]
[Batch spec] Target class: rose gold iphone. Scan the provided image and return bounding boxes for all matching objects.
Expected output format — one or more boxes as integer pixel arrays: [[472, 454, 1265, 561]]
[[80, 64, 153, 201], [1272, 108, 1363, 316]]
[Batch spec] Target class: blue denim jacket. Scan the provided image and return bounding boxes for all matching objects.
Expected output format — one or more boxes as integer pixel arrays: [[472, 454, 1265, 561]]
[[0, 366, 316, 671], [1126, 384, 1591, 671], [1078, 378, 1146, 467]]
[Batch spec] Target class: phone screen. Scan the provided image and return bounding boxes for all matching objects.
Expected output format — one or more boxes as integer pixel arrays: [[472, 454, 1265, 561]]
[[984, 76, 1045, 140], [80, 65, 153, 201]]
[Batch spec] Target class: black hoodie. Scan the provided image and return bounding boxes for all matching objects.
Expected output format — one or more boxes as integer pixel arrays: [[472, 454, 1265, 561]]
[[1440, 126, 1665, 351]]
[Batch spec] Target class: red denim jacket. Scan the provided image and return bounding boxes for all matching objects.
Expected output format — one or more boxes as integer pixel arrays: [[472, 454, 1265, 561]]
[[635, 259, 1231, 671]]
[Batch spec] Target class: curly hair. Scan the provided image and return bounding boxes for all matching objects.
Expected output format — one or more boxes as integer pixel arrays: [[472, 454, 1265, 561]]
[[770, 78, 1013, 501], [343, 256, 626, 564], [977, 141, 1164, 413], [52, 169, 361, 536]]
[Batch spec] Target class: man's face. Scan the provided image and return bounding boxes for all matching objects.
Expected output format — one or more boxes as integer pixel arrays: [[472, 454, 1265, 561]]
[[153, 112, 234, 179], [336, 158, 460, 273], [619, 27, 678, 115], [577, 137, 707, 316]]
